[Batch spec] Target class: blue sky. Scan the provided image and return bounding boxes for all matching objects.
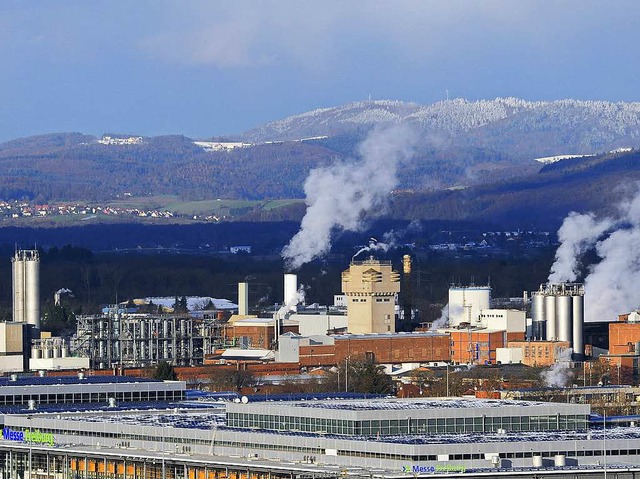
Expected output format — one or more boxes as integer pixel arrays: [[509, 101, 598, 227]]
[[1, 0, 639, 142]]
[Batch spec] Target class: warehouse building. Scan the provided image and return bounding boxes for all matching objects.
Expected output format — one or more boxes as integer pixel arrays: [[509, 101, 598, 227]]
[[2, 384, 640, 478]]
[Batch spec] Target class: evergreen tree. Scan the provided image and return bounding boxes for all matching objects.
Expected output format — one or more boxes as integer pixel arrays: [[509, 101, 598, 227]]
[[153, 361, 177, 381]]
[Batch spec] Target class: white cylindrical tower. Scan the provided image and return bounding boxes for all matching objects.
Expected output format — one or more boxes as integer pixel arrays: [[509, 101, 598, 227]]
[[448, 286, 491, 327], [531, 291, 546, 340], [545, 294, 557, 341], [25, 254, 40, 328], [12, 254, 25, 323], [238, 282, 249, 315], [572, 293, 585, 358], [284, 274, 298, 307], [556, 294, 573, 343], [12, 249, 40, 327]]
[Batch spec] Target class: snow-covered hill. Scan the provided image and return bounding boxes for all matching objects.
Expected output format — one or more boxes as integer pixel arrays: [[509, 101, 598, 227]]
[[243, 98, 640, 159]]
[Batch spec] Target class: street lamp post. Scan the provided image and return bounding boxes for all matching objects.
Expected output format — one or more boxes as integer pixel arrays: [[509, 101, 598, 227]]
[[446, 363, 450, 397], [27, 415, 32, 479]]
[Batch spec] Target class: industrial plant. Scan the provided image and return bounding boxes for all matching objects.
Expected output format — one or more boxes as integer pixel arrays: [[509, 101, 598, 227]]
[[0, 249, 634, 378], [2, 248, 640, 478]]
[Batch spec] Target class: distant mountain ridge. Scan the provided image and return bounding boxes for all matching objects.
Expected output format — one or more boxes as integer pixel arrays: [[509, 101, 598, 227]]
[[1, 98, 640, 216], [243, 98, 640, 159]]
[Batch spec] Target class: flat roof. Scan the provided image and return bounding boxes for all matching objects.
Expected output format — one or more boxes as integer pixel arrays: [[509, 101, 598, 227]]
[[262, 398, 554, 411], [0, 376, 161, 387], [34, 406, 638, 446]]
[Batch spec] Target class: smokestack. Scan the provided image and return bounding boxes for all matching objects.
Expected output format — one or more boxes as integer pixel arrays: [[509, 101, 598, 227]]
[[403, 254, 411, 274], [402, 255, 412, 325], [238, 282, 249, 316], [284, 274, 298, 308]]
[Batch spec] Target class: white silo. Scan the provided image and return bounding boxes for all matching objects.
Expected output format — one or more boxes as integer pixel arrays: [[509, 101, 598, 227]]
[[448, 285, 491, 327], [284, 274, 298, 307], [538, 282, 585, 359], [556, 294, 573, 343], [531, 291, 546, 340], [572, 293, 585, 358], [12, 249, 40, 328], [545, 294, 557, 341]]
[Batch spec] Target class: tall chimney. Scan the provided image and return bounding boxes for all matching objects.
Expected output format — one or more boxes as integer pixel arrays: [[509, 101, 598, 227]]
[[238, 282, 249, 316], [284, 274, 298, 307]]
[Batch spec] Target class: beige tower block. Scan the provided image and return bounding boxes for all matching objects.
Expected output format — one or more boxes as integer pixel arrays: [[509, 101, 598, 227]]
[[341, 259, 400, 334]]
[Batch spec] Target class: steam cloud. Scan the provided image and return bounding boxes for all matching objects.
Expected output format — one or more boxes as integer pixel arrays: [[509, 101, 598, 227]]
[[548, 213, 613, 283], [352, 237, 392, 261], [540, 347, 573, 387], [430, 304, 449, 330], [277, 284, 306, 319], [282, 125, 416, 270], [549, 186, 640, 321], [352, 221, 422, 261]]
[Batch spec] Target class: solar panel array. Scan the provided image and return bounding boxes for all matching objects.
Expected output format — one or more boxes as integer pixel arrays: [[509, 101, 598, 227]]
[[64, 410, 225, 430], [0, 401, 214, 415], [0, 376, 160, 387], [293, 398, 548, 411]]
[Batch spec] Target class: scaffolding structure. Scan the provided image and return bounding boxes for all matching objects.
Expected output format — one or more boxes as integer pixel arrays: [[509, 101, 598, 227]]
[[72, 310, 231, 369]]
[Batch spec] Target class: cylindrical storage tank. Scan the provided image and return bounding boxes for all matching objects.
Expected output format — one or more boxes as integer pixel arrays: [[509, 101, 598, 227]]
[[31, 347, 42, 359], [572, 295, 584, 358], [532, 293, 545, 321], [556, 295, 573, 343], [12, 254, 25, 323], [448, 286, 491, 327], [545, 294, 557, 340], [52, 346, 60, 358], [532, 455, 543, 468], [25, 255, 40, 328], [554, 455, 566, 467], [61, 347, 68, 358], [532, 320, 546, 341], [284, 274, 298, 307], [43, 347, 52, 359]]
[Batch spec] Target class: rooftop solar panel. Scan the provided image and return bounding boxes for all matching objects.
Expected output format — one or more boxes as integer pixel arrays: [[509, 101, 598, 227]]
[[0, 375, 161, 387]]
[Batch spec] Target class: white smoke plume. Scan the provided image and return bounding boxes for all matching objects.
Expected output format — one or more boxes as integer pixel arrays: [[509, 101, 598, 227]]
[[282, 125, 416, 270], [351, 221, 423, 261], [540, 348, 574, 387], [352, 237, 392, 261], [430, 304, 449, 330], [277, 284, 306, 319], [548, 212, 613, 282], [549, 186, 640, 321]]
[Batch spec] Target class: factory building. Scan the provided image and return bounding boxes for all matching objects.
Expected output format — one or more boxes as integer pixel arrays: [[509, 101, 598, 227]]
[[1, 250, 90, 373], [449, 329, 506, 365], [278, 331, 450, 367], [3, 391, 640, 478], [504, 340, 571, 367], [342, 259, 400, 334], [0, 322, 29, 372], [531, 283, 585, 359], [72, 309, 230, 368]]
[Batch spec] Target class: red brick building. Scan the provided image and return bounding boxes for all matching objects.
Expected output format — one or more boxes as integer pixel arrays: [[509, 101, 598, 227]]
[[298, 333, 450, 367]]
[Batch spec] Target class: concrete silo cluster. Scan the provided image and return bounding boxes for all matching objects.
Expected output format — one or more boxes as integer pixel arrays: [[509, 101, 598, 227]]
[[531, 283, 584, 359], [11, 249, 40, 328]]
